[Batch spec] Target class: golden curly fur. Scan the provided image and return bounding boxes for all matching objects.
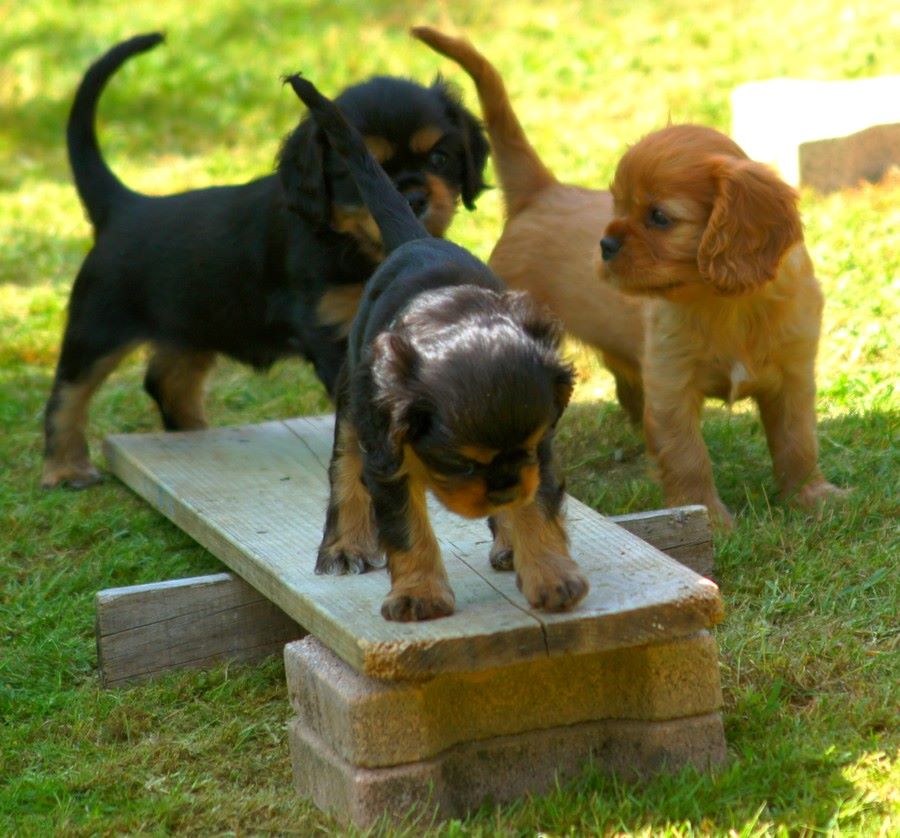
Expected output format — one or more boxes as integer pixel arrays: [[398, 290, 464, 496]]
[[413, 27, 845, 528]]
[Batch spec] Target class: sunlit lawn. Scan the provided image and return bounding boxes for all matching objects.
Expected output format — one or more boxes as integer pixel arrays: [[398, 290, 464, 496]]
[[1, 1, 897, 835]]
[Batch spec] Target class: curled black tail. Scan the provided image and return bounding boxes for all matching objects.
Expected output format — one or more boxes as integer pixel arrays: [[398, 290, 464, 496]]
[[285, 74, 428, 255], [67, 33, 164, 231]]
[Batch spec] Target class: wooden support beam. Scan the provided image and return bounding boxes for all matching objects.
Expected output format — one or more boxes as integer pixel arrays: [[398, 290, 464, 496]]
[[609, 505, 714, 578], [102, 416, 722, 682], [96, 573, 303, 686]]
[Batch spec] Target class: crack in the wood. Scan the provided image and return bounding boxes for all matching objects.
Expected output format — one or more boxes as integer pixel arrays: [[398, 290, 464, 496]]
[[282, 419, 330, 472], [447, 538, 551, 657]]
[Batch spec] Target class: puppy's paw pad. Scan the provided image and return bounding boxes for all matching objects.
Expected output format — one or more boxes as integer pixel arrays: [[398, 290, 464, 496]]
[[489, 547, 514, 571], [381, 589, 456, 622], [315, 545, 383, 575]]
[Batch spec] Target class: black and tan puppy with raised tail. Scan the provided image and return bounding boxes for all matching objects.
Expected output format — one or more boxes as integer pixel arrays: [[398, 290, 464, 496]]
[[286, 74, 588, 622], [42, 33, 487, 489]]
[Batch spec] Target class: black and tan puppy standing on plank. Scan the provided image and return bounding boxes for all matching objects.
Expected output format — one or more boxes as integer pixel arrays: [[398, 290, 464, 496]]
[[42, 33, 487, 489], [286, 74, 588, 622]]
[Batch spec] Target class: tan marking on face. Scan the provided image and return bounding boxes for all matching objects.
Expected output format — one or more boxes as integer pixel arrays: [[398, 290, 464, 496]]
[[331, 205, 384, 261], [460, 444, 498, 465], [519, 463, 540, 504], [410, 126, 444, 154], [404, 444, 490, 519], [316, 284, 364, 338], [524, 424, 548, 450], [363, 135, 395, 163], [421, 173, 458, 237], [431, 480, 492, 519]]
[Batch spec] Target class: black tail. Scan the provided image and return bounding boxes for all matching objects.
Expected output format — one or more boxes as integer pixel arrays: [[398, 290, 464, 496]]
[[285, 74, 428, 255], [67, 33, 164, 231]]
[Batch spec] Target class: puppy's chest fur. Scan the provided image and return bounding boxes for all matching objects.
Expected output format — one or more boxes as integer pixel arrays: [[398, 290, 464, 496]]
[[644, 269, 822, 403]]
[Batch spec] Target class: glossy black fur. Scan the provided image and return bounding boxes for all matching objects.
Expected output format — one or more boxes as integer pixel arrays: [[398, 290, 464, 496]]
[[289, 76, 574, 598], [47, 33, 488, 437]]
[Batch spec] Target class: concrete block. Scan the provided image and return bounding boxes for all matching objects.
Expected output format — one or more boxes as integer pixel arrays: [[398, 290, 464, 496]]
[[284, 632, 722, 767], [288, 711, 727, 828], [732, 76, 900, 191]]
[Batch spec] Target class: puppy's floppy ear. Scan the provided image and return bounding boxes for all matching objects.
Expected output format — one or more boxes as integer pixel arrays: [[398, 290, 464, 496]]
[[432, 75, 489, 210], [698, 156, 803, 294], [277, 116, 329, 224], [504, 291, 575, 415], [370, 332, 431, 450]]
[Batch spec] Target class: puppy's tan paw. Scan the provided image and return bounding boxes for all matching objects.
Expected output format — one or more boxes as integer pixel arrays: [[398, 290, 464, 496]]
[[381, 580, 456, 622], [489, 544, 514, 571], [517, 556, 589, 612], [488, 515, 514, 570], [792, 480, 849, 510], [316, 542, 383, 575], [40, 461, 102, 490]]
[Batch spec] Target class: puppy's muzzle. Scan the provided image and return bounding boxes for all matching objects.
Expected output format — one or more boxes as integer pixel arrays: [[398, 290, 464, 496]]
[[396, 173, 430, 218], [487, 488, 519, 507], [600, 235, 622, 262], [486, 473, 521, 507]]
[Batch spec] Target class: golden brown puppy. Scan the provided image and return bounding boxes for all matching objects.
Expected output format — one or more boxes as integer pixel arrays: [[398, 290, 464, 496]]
[[411, 26, 645, 424], [413, 27, 844, 527], [597, 124, 844, 526]]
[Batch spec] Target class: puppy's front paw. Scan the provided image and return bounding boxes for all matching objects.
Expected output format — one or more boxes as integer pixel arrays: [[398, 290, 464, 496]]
[[517, 555, 589, 612], [489, 544, 514, 571], [792, 480, 849, 510], [488, 515, 514, 570], [40, 460, 102, 490], [381, 580, 456, 622], [316, 542, 383, 575]]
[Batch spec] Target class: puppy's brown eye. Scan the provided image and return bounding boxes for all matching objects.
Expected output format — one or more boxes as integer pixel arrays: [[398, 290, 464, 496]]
[[648, 208, 672, 228], [428, 149, 450, 170]]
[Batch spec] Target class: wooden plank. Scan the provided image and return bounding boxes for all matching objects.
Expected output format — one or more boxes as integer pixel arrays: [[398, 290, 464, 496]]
[[103, 415, 722, 680], [94, 507, 711, 685], [96, 573, 304, 685], [608, 506, 714, 578]]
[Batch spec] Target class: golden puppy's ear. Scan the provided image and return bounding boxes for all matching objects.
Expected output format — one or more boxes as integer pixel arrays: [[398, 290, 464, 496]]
[[698, 157, 803, 294]]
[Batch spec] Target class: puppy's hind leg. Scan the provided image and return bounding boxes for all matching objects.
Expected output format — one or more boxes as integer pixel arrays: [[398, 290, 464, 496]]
[[144, 344, 216, 430], [42, 335, 137, 488], [316, 417, 383, 574], [602, 351, 644, 426]]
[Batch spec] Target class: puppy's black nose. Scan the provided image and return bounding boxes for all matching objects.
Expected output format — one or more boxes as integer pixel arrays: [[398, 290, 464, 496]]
[[487, 487, 519, 506], [600, 236, 622, 261], [405, 190, 429, 217]]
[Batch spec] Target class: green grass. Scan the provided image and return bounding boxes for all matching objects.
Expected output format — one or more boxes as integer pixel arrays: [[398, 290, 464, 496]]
[[1, 0, 898, 834]]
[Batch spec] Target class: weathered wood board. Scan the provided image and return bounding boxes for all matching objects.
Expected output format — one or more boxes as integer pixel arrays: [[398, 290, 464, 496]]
[[94, 507, 711, 685], [103, 415, 723, 681], [96, 573, 304, 685]]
